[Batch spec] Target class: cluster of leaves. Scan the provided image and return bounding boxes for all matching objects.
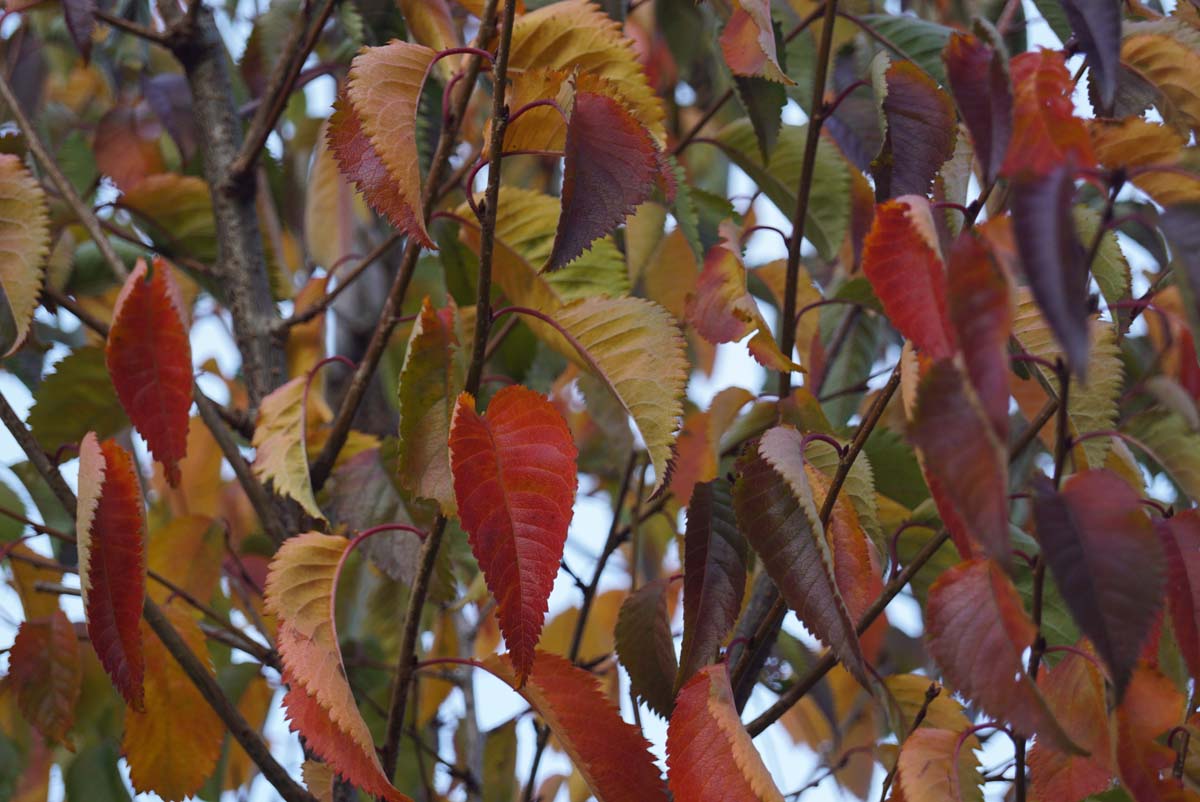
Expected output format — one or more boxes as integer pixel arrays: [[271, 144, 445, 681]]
[[1, 0, 1200, 800]]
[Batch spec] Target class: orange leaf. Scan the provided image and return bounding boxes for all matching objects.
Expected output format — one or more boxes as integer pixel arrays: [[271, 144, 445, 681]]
[[487, 650, 668, 802], [862, 197, 955, 360], [549, 90, 666, 270], [1116, 664, 1190, 802], [925, 559, 1077, 751], [77, 432, 147, 710], [720, 0, 791, 83], [107, 258, 193, 486], [266, 532, 411, 801], [686, 231, 799, 371], [896, 728, 984, 802], [449, 385, 578, 683], [122, 607, 224, 801], [93, 102, 164, 192], [1001, 49, 1095, 178], [1028, 649, 1113, 802], [9, 610, 81, 749], [667, 663, 784, 801]]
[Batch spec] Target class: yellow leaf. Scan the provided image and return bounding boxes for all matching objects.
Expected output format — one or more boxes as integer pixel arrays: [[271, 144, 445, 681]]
[[119, 174, 217, 262], [304, 119, 369, 270], [123, 606, 224, 801], [0, 154, 49, 356], [1122, 25, 1200, 132], [1090, 117, 1200, 204], [8, 543, 63, 620], [252, 376, 325, 520], [539, 589, 626, 662], [507, 0, 665, 141], [397, 0, 460, 79], [146, 515, 224, 605], [416, 612, 459, 727], [151, 416, 224, 518], [287, 274, 331, 380], [222, 672, 274, 791]]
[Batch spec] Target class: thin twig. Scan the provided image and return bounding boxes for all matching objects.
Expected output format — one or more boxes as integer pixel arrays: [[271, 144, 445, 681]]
[[0, 73, 129, 281], [277, 232, 404, 332]]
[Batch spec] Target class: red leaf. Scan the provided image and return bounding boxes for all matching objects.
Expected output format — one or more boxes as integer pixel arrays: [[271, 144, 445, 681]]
[[1028, 649, 1113, 802], [107, 258, 193, 486], [875, 61, 958, 200], [862, 197, 955, 360], [1010, 165, 1091, 374], [549, 91, 664, 271], [943, 33, 1012, 185], [488, 650, 669, 802], [77, 432, 147, 710], [909, 360, 1010, 562], [282, 669, 411, 802], [925, 559, 1076, 749], [1161, 510, 1200, 681], [9, 610, 81, 749], [946, 232, 1011, 440], [667, 663, 784, 801], [678, 479, 748, 691], [732, 426, 869, 688], [615, 578, 678, 718], [1033, 470, 1165, 696], [93, 103, 164, 192], [449, 385, 578, 683], [1001, 50, 1095, 179], [328, 95, 429, 247]]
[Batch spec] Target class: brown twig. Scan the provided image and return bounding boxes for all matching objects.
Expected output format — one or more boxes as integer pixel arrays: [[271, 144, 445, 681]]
[[377, 0, 510, 780], [277, 233, 404, 332]]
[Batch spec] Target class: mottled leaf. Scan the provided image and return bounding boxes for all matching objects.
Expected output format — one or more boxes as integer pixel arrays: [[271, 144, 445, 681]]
[[733, 426, 869, 687], [720, 0, 790, 83], [1002, 50, 1095, 178], [9, 610, 81, 748], [1028, 649, 1113, 802]]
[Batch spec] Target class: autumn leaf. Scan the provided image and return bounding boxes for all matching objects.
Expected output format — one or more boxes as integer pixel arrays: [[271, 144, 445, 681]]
[[1028, 649, 1113, 802], [677, 479, 748, 691], [1010, 165, 1091, 375], [9, 610, 81, 749], [943, 33, 1012, 185], [0, 153, 50, 356], [896, 727, 984, 802], [123, 607, 224, 801], [615, 578, 678, 718], [1115, 663, 1189, 802], [1001, 49, 1096, 178], [733, 426, 870, 688], [305, 118, 369, 270], [720, 0, 791, 84], [396, 297, 469, 515], [667, 663, 784, 802], [107, 258, 193, 486], [1061, 0, 1121, 114], [1089, 118, 1200, 206], [487, 650, 669, 802], [252, 375, 324, 520], [507, 0, 665, 141], [925, 559, 1076, 749], [548, 89, 666, 271], [1157, 511, 1200, 681], [909, 360, 1009, 562], [946, 232, 1011, 440], [449, 385, 578, 684], [1032, 470, 1165, 696], [77, 432, 146, 710], [685, 229, 799, 372], [873, 60, 958, 200], [265, 531, 410, 802], [1121, 23, 1200, 132], [93, 103, 165, 192], [861, 196, 955, 359], [341, 41, 437, 247]]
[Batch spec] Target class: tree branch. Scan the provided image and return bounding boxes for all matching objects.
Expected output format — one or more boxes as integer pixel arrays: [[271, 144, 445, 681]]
[[0, 72, 129, 282]]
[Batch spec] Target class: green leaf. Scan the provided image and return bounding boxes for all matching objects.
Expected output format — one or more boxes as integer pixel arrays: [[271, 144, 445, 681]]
[[1074, 205, 1130, 310], [28, 346, 129, 454], [0, 477, 26, 542], [1128, 409, 1200, 502], [482, 719, 519, 802], [714, 121, 851, 261], [65, 740, 133, 802], [858, 14, 954, 84]]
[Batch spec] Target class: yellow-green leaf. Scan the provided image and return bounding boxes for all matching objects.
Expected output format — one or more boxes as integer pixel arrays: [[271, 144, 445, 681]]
[[0, 153, 49, 356], [252, 376, 324, 520]]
